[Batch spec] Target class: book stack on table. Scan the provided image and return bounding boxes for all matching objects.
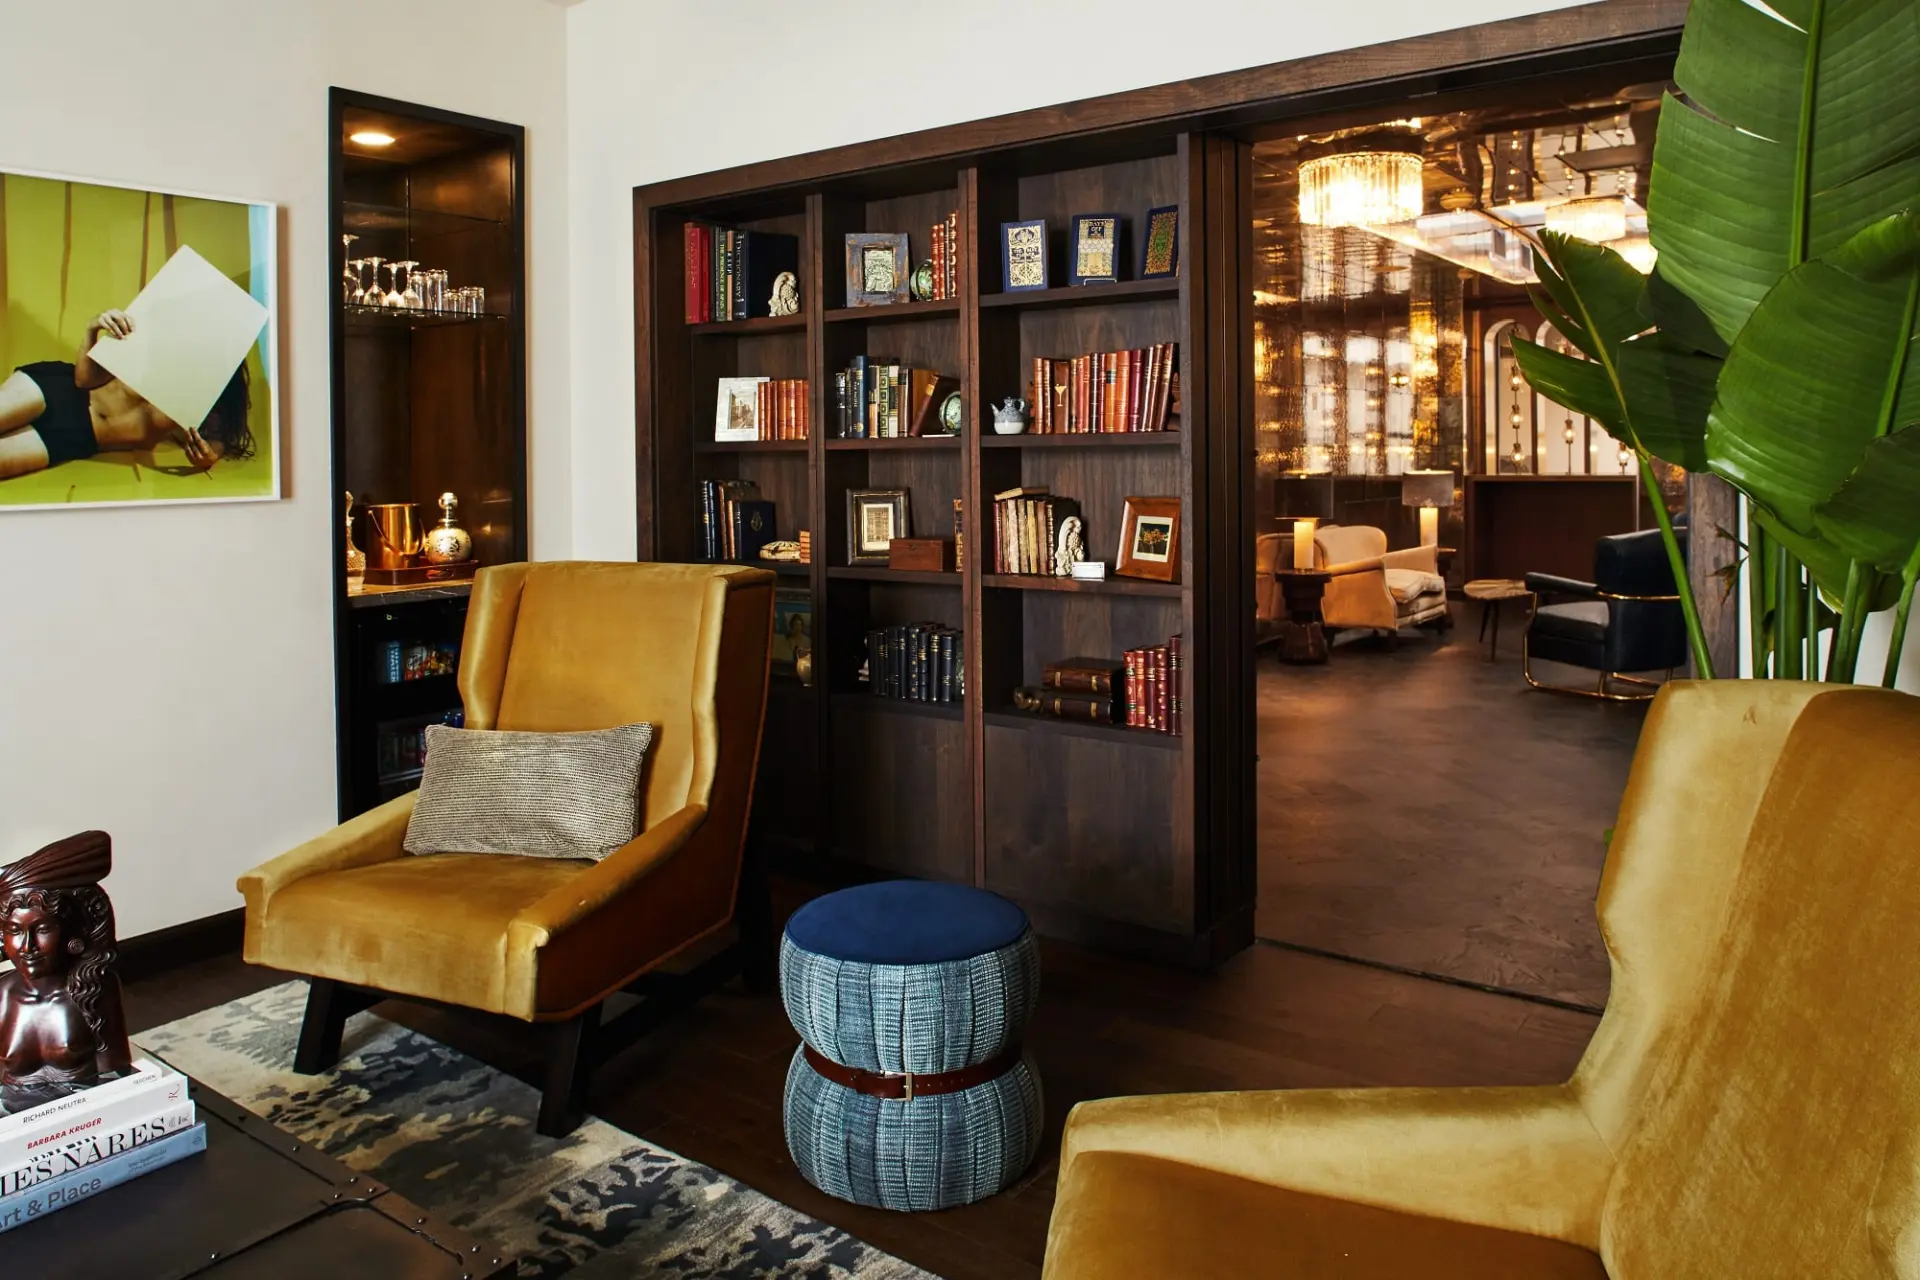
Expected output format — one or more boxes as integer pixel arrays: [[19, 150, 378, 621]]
[[0, 1057, 204, 1234]]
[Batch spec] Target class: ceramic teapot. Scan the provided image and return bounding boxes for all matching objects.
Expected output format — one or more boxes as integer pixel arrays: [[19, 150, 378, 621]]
[[990, 397, 1030, 435]]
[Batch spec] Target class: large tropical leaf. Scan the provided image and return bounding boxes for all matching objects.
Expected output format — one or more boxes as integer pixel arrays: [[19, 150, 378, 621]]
[[1817, 427, 1920, 572], [1512, 233, 1715, 470], [1648, 0, 1920, 344], [1705, 211, 1920, 540]]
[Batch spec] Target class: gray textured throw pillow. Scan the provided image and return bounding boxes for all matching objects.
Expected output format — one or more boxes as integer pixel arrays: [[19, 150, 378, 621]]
[[403, 722, 655, 861]]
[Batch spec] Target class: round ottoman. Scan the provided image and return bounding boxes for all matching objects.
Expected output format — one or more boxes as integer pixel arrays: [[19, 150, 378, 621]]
[[780, 880, 1042, 1211]]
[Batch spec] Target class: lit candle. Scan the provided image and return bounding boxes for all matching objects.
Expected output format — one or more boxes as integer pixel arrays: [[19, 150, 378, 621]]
[[1292, 518, 1319, 570]]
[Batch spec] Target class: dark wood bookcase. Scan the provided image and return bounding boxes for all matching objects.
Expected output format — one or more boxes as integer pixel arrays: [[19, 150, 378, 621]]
[[639, 134, 1249, 964], [329, 90, 527, 820]]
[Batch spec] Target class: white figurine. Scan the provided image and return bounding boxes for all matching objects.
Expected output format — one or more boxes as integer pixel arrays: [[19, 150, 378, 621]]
[[768, 271, 800, 317], [1053, 515, 1085, 576]]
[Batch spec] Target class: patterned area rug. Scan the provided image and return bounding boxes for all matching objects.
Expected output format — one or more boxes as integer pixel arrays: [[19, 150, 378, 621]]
[[136, 982, 935, 1280]]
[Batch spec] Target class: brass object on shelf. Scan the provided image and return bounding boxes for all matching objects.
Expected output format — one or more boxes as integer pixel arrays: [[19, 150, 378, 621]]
[[422, 492, 474, 565], [343, 491, 366, 579], [363, 502, 423, 569]]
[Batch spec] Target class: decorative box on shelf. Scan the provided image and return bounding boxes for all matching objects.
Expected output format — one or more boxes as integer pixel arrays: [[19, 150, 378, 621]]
[[889, 538, 953, 573]]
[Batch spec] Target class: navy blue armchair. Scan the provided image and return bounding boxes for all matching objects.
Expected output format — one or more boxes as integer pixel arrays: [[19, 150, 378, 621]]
[[1522, 527, 1687, 700]]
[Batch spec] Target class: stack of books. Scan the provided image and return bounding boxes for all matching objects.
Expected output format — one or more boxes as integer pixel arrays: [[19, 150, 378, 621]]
[[833, 357, 957, 438], [696, 479, 777, 562], [682, 224, 800, 323], [991, 486, 1080, 576], [1027, 342, 1180, 433], [754, 378, 810, 440], [928, 212, 961, 301], [1013, 657, 1127, 723], [862, 624, 963, 704], [797, 530, 812, 564], [1124, 635, 1183, 735], [0, 1058, 204, 1233]]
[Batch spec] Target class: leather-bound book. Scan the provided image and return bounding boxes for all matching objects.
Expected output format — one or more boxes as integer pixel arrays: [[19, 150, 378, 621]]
[[1043, 659, 1125, 695]]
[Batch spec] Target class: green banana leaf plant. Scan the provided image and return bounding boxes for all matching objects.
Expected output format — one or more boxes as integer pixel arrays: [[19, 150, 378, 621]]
[[1512, 0, 1920, 686]]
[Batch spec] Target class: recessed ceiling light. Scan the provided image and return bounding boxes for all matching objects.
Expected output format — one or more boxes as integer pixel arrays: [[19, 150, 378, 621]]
[[350, 130, 395, 148]]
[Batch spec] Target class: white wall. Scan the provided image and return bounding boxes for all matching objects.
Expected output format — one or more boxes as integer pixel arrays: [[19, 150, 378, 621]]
[[561, 0, 1591, 558], [0, 0, 571, 937]]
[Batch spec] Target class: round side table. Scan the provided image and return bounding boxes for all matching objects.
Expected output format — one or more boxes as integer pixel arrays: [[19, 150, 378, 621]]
[[1463, 578, 1530, 660], [1273, 568, 1332, 664]]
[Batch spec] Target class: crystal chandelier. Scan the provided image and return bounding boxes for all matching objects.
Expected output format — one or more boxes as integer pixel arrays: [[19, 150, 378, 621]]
[[1545, 195, 1629, 244], [1299, 138, 1424, 228]]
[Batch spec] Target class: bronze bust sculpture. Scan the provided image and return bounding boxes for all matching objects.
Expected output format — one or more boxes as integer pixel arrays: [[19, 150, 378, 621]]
[[0, 831, 133, 1114]]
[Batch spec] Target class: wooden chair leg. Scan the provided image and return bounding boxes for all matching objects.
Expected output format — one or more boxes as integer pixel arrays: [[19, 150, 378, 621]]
[[537, 1005, 600, 1138], [295, 978, 353, 1074]]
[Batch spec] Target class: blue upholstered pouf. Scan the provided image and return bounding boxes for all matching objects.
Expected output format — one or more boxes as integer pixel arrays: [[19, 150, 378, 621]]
[[780, 881, 1043, 1211]]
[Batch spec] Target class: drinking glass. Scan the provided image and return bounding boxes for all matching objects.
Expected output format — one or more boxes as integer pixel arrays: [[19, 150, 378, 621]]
[[342, 234, 359, 303], [426, 268, 448, 312], [382, 261, 405, 308], [361, 257, 385, 308], [395, 260, 422, 309], [470, 285, 486, 316]]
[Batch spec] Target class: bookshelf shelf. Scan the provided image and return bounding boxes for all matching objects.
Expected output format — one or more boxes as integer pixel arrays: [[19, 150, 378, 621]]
[[822, 298, 961, 324], [980, 432, 1181, 449], [834, 692, 965, 722], [983, 707, 1183, 750], [980, 573, 1182, 598], [825, 435, 962, 450], [701, 557, 810, 576], [827, 566, 963, 587], [978, 278, 1181, 311], [692, 438, 809, 453], [689, 314, 807, 336]]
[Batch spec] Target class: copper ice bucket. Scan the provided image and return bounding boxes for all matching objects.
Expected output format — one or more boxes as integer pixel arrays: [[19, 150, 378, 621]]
[[363, 503, 424, 569]]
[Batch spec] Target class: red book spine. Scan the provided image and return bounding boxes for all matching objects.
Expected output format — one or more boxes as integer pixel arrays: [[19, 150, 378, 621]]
[[1130, 348, 1144, 431], [799, 379, 809, 440], [1124, 650, 1141, 728], [1169, 634, 1183, 737], [1118, 351, 1133, 434], [1154, 645, 1170, 734], [684, 222, 698, 323]]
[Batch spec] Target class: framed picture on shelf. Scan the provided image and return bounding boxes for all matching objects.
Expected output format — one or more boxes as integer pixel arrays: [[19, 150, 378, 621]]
[[1070, 213, 1122, 285], [1000, 219, 1048, 291], [1140, 205, 1179, 279], [1115, 495, 1180, 582], [843, 233, 910, 306], [770, 587, 812, 675], [714, 376, 769, 441], [846, 488, 911, 565]]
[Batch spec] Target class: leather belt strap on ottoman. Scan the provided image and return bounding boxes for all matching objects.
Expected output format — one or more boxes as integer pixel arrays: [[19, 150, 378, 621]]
[[803, 1043, 1023, 1101]]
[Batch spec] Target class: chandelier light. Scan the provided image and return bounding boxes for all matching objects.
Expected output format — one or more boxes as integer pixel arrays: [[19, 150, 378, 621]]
[[1299, 137, 1424, 228], [1545, 194, 1629, 244]]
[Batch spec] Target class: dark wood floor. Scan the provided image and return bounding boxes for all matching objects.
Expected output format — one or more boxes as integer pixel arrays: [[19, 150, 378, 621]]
[[124, 885, 1600, 1280], [1258, 601, 1646, 1008]]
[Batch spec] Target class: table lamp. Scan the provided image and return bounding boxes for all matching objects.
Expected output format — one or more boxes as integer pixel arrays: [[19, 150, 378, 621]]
[[1291, 517, 1320, 570], [1400, 470, 1454, 547]]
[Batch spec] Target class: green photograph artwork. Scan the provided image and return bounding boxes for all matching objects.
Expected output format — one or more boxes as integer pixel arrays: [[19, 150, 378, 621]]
[[0, 169, 278, 511]]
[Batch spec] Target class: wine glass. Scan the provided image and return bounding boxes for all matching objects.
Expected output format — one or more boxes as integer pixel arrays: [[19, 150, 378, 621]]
[[382, 260, 405, 307], [342, 234, 359, 303], [361, 257, 384, 308], [395, 260, 422, 309]]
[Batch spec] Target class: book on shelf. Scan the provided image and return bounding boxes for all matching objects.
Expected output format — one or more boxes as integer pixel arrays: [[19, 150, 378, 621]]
[[1014, 687, 1122, 723], [696, 479, 774, 562], [753, 378, 810, 440], [0, 1121, 207, 1235], [927, 211, 960, 301], [990, 486, 1081, 577], [1043, 658, 1125, 695], [1026, 342, 1180, 434], [953, 498, 964, 572], [835, 358, 957, 439], [861, 623, 963, 704], [682, 223, 799, 323], [1122, 634, 1183, 735]]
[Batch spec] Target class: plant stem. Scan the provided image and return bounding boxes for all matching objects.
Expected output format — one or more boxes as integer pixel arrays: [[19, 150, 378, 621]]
[[1778, 547, 1804, 679], [1885, 544, 1920, 689], [1748, 516, 1771, 677], [1806, 563, 1821, 677], [1638, 453, 1714, 678], [1791, 0, 1828, 267], [1826, 562, 1859, 681]]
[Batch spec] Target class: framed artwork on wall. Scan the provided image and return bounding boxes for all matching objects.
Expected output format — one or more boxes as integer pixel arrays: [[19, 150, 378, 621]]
[[1115, 495, 1180, 582], [1000, 219, 1048, 292], [846, 488, 911, 565], [1070, 213, 1122, 285], [0, 167, 279, 512], [843, 233, 910, 307]]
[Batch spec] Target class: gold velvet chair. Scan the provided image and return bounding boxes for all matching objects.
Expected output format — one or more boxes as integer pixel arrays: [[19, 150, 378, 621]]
[[239, 561, 775, 1136], [1044, 680, 1920, 1278], [1313, 524, 1448, 635]]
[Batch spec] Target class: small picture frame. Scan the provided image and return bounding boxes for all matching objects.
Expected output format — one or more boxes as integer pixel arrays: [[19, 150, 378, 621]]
[[770, 587, 812, 674], [1001, 219, 1049, 292], [1140, 205, 1179, 279], [844, 233, 910, 306], [1115, 495, 1180, 582], [847, 488, 911, 565], [714, 376, 769, 441], [1070, 213, 1122, 286]]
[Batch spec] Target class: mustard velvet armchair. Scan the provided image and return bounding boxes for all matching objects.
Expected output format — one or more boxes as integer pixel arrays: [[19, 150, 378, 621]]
[[1044, 681, 1920, 1278], [1312, 524, 1448, 634], [239, 561, 776, 1136]]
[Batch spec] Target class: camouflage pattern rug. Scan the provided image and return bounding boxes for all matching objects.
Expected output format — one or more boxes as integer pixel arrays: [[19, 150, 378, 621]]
[[136, 981, 934, 1279]]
